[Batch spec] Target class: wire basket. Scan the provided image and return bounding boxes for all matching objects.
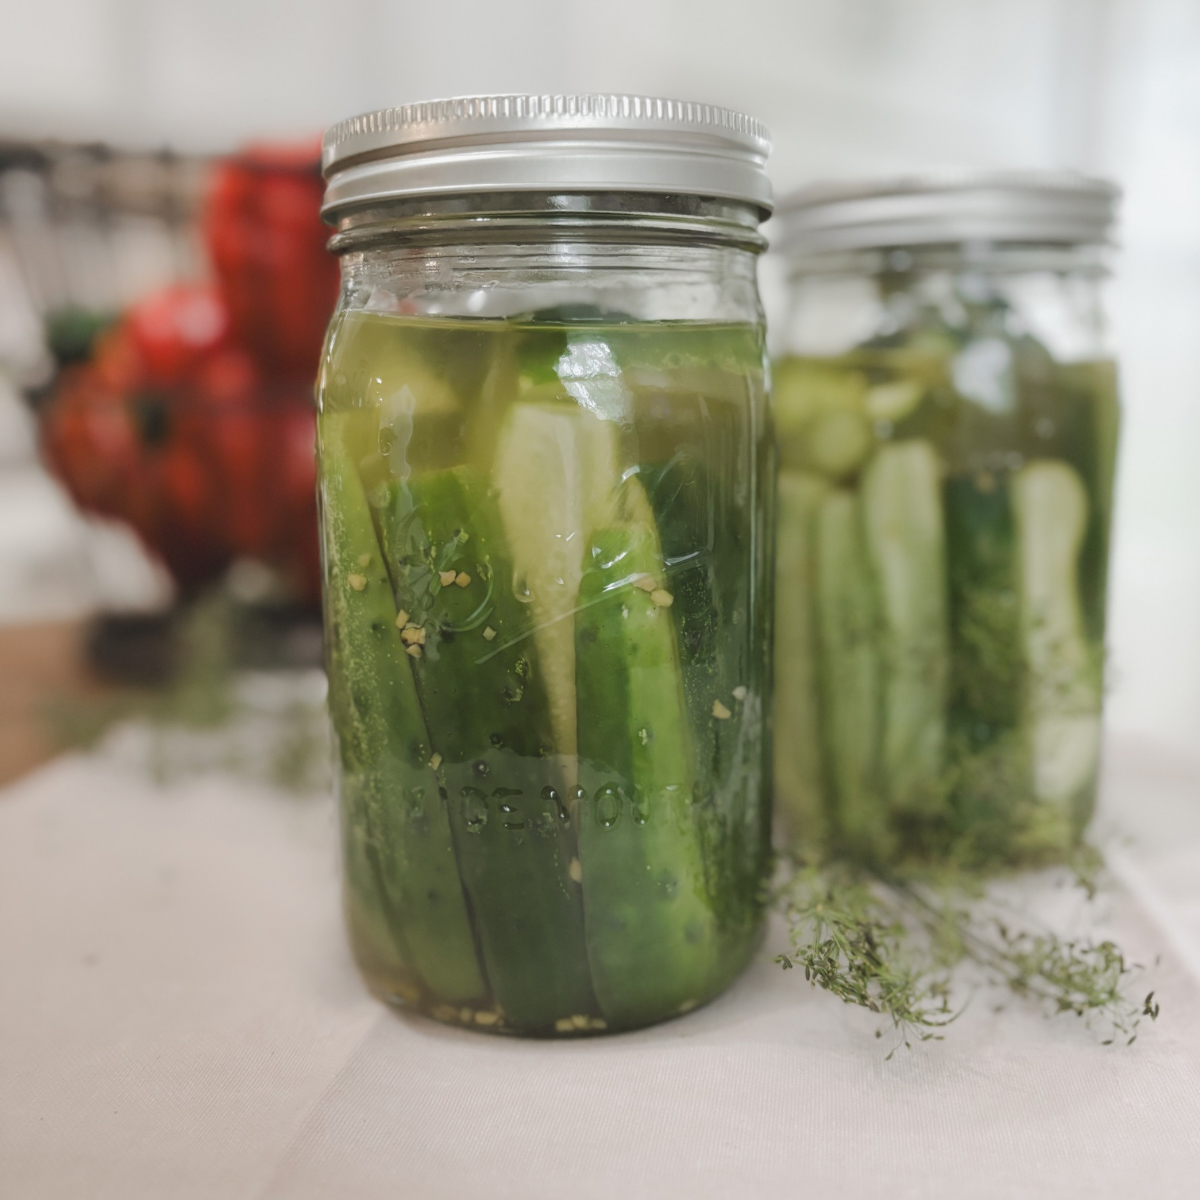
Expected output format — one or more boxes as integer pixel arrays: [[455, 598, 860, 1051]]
[[0, 140, 212, 387]]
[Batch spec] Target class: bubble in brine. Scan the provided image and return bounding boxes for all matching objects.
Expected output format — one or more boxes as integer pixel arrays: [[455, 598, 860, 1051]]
[[594, 784, 623, 829]]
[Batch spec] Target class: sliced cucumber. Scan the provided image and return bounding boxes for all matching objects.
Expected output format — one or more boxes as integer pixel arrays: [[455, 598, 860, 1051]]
[[490, 401, 623, 778], [815, 489, 887, 854], [861, 440, 950, 817], [462, 339, 521, 478], [320, 412, 488, 1004], [637, 447, 761, 931], [803, 409, 874, 479], [773, 357, 872, 478], [773, 358, 868, 438], [866, 379, 924, 423], [1012, 460, 1101, 815], [774, 470, 830, 846], [575, 517, 716, 1025], [338, 785, 421, 1003], [331, 311, 466, 416], [386, 465, 597, 1031]]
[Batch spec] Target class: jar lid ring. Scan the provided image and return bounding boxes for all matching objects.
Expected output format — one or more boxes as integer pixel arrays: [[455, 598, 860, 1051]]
[[321, 94, 773, 222]]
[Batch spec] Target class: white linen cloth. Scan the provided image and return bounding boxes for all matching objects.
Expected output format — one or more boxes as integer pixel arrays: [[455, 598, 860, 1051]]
[[2, 734, 1200, 1199]]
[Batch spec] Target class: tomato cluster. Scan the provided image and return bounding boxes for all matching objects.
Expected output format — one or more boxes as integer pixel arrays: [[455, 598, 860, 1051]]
[[38, 145, 337, 600], [204, 142, 336, 381]]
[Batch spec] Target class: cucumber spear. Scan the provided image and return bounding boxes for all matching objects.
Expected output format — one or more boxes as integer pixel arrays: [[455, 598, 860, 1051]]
[[1012, 460, 1101, 828], [861, 440, 950, 817], [490, 401, 621, 787], [774, 470, 830, 847], [319, 411, 488, 1006], [815, 489, 887, 855], [383, 466, 599, 1032], [575, 518, 718, 1026]]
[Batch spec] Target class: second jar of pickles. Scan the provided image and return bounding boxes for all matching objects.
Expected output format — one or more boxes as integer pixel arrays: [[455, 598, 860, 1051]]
[[772, 172, 1121, 867], [318, 95, 775, 1035]]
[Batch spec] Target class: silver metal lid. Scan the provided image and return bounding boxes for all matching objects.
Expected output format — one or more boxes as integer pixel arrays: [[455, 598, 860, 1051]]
[[321, 94, 772, 220], [776, 171, 1119, 256]]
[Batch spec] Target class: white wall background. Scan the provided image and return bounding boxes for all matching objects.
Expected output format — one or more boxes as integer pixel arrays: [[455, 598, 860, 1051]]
[[0, 0, 1198, 756], [0, 0, 1135, 179]]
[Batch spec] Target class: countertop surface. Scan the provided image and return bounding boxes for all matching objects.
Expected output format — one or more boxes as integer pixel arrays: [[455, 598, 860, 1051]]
[[3, 733, 1200, 1199]]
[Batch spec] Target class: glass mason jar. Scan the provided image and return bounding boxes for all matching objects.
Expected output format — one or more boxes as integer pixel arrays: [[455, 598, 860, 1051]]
[[771, 173, 1120, 867], [317, 96, 775, 1035]]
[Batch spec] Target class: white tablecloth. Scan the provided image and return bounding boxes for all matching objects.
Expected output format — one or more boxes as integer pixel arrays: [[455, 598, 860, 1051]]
[[3, 735, 1200, 1199]]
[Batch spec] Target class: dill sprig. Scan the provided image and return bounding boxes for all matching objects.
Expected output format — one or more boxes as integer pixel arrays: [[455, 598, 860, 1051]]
[[775, 864, 958, 1057], [774, 856, 1159, 1055]]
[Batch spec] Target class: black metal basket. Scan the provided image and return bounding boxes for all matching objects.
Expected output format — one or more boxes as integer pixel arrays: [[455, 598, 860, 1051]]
[[0, 139, 212, 390]]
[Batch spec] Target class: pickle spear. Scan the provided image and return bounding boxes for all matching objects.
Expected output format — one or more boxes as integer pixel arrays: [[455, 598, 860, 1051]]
[[320, 412, 488, 1004], [338, 775, 422, 1004], [1012, 460, 1100, 824], [575, 519, 717, 1025], [385, 466, 598, 1031], [636, 447, 764, 933], [491, 401, 620, 783], [861, 440, 950, 817], [774, 470, 830, 846], [815, 489, 886, 855]]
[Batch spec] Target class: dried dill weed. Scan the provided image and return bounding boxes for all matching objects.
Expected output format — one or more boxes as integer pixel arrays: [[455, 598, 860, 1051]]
[[773, 856, 1158, 1057]]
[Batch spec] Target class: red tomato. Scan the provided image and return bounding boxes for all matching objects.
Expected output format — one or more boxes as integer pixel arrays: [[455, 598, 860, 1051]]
[[153, 436, 227, 589], [266, 394, 320, 602], [190, 347, 273, 559], [273, 399, 318, 529], [203, 145, 337, 381], [38, 204, 325, 604], [42, 362, 143, 520], [125, 284, 229, 387]]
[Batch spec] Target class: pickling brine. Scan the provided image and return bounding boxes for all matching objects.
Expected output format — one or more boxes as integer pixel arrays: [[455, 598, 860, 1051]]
[[773, 327, 1118, 865], [318, 311, 773, 1034]]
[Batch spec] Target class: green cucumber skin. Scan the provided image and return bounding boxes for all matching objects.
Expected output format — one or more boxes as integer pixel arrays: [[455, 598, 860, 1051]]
[[1012, 460, 1101, 828], [773, 470, 830, 847], [940, 471, 1040, 857], [575, 523, 717, 1026], [639, 449, 768, 938], [815, 490, 888, 856], [320, 414, 488, 1005], [1015, 359, 1120, 647], [860, 440, 950, 817], [944, 474, 1021, 740], [643, 452, 734, 786], [1085, 376, 1121, 642], [390, 466, 598, 1031]]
